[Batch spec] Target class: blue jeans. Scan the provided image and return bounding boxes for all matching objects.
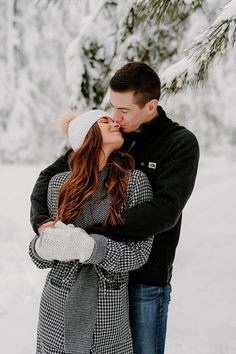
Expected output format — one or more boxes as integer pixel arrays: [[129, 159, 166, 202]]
[[129, 283, 172, 354]]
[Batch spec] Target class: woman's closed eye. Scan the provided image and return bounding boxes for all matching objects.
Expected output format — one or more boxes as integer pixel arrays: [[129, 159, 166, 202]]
[[98, 117, 112, 124]]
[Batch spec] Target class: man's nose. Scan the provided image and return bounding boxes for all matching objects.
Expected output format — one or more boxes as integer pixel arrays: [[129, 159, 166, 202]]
[[113, 109, 123, 124]]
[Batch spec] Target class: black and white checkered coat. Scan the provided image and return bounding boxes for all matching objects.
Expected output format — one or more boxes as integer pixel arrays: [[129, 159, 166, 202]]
[[29, 168, 153, 354]]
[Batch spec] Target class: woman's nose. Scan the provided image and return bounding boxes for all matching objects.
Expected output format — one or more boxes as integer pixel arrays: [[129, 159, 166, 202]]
[[112, 120, 121, 128]]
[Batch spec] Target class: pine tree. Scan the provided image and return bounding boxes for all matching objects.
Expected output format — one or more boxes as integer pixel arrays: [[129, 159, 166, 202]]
[[64, 0, 201, 110], [1, 0, 235, 162], [0, 1, 15, 135], [47, 0, 236, 102], [161, 0, 236, 95], [0, 0, 86, 162]]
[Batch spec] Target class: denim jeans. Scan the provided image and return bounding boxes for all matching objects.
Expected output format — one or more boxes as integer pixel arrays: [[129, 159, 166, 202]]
[[129, 283, 172, 354]]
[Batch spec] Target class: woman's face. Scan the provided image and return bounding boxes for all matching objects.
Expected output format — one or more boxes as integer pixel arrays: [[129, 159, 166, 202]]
[[97, 117, 124, 151]]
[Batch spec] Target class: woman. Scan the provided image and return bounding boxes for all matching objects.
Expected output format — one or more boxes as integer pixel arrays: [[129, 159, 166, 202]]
[[29, 109, 154, 354]]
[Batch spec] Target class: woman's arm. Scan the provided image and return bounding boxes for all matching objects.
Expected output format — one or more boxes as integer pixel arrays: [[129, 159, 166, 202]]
[[29, 235, 55, 269], [30, 150, 71, 234], [29, 170, 69, 269], [31, 171, 154, 273]]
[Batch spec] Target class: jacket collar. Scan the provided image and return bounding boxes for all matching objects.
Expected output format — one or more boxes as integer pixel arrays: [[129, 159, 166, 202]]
[[123, 106, 171, 151], [141, 106, 171, 139]]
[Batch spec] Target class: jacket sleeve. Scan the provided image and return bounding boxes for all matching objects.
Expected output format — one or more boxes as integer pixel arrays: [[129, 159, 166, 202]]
[[28, 172, 69, 269], [30, 150, 71, 234], [88, 170, 154, 273], [85, 131, 200, 242], [29, 235, 56, 269]]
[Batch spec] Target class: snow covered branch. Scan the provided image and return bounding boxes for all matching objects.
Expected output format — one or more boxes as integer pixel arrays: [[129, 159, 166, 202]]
[[137, 0, 202, 23], [161, 0, 236, 95]]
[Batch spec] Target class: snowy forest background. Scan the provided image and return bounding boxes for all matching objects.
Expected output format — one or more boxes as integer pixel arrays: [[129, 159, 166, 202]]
[[0, 0, 236, 353], [1, 0, 236, 162]]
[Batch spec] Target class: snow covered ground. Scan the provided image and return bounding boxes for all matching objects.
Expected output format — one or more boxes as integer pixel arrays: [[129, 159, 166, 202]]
[[0, 156, 235, 353]]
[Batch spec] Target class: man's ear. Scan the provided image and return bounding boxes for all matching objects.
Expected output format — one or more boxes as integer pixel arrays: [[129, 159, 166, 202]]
[[147, 99, 158, 113]]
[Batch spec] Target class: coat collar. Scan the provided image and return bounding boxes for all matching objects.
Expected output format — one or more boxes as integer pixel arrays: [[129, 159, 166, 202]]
[[141, 106, 171, 139], [123, 106, 171, 147]]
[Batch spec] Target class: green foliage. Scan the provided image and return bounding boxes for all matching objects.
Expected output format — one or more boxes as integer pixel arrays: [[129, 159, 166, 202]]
[[193, 18, 236, 81], [41, 0, 236, 103], [123, 0, 203, 67], [162, 10, 236, 96], [137, 0, 203, 24]]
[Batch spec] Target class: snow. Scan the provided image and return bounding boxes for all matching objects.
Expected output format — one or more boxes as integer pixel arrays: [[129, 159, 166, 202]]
[[1, 0, 236, 163], [161, 0, 236, 94], [161, 57, 196, 86], [0, 156, 235, 353], [65, 0, 118, 111], [212, 0, 236, 25], [165, 156, 236, 354], [0, 0, 88, 163]]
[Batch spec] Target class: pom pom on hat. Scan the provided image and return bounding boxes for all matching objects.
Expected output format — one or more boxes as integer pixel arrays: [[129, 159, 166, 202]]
[[61, 109, 111, 151], [57, 110, 79, 137]]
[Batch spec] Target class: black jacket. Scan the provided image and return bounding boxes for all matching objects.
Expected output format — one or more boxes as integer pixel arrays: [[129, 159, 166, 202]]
[[30, 106, 199, 286]]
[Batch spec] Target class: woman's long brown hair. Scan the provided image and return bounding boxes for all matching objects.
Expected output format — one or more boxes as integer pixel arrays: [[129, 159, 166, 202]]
[[57, 122, 134, 226]]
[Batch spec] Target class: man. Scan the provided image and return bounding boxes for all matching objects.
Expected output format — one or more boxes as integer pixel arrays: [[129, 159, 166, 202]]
[[31, 62, 199, 354]]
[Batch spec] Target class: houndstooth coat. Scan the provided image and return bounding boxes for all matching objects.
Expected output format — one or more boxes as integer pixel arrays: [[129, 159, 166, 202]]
[[29, 167, 153, 354]]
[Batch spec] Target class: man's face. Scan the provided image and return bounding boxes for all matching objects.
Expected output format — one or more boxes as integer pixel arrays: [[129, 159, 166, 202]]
[[110, 90, 150, 133]]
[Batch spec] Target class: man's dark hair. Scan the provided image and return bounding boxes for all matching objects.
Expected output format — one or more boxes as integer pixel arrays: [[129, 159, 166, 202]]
[[109, 62, 161, 108]]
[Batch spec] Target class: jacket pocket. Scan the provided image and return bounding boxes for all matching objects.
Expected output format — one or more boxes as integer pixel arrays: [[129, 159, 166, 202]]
[[38, 279, 68, 350], [95, 266, 128, 289], [49, 262, 80, 289], [92, 281, 132, 348]]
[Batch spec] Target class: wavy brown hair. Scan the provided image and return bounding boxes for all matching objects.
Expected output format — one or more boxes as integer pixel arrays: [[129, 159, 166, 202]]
[[57, 122, 134, 226]]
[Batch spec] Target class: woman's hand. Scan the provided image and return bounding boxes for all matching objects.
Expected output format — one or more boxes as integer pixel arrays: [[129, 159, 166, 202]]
[[38, 220, 56, 234], [35, 221, 95, 262]]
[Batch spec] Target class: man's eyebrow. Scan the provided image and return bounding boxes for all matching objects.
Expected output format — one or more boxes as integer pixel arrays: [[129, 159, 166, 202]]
[[109, 102, 130, 110]]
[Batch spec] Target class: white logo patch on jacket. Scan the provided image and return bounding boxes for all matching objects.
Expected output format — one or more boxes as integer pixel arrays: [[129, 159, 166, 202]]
[[148, 162, 157, 169]]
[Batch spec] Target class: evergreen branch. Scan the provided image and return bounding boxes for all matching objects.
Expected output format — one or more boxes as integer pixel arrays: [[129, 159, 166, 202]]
[[161, 0, 236, 96], [137, 0, 203, 23]]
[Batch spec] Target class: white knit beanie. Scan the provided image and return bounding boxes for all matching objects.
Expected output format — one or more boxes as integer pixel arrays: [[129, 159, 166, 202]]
[[67, 109, 111, 151]]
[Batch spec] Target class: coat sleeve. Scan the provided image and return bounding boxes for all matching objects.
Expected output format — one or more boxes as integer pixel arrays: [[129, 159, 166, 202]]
[[89, 170, 154, 273], [30, 150, 71, 234], [85, 131, 199, 242], [28, 172, 68, 269], [29, 235, 56, 269]]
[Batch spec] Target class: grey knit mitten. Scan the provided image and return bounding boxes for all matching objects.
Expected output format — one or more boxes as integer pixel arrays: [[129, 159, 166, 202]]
[[35, 221, 95, 262]]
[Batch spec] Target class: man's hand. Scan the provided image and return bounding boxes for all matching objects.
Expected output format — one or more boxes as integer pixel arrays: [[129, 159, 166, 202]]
[[38, 220, 55, 234]]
